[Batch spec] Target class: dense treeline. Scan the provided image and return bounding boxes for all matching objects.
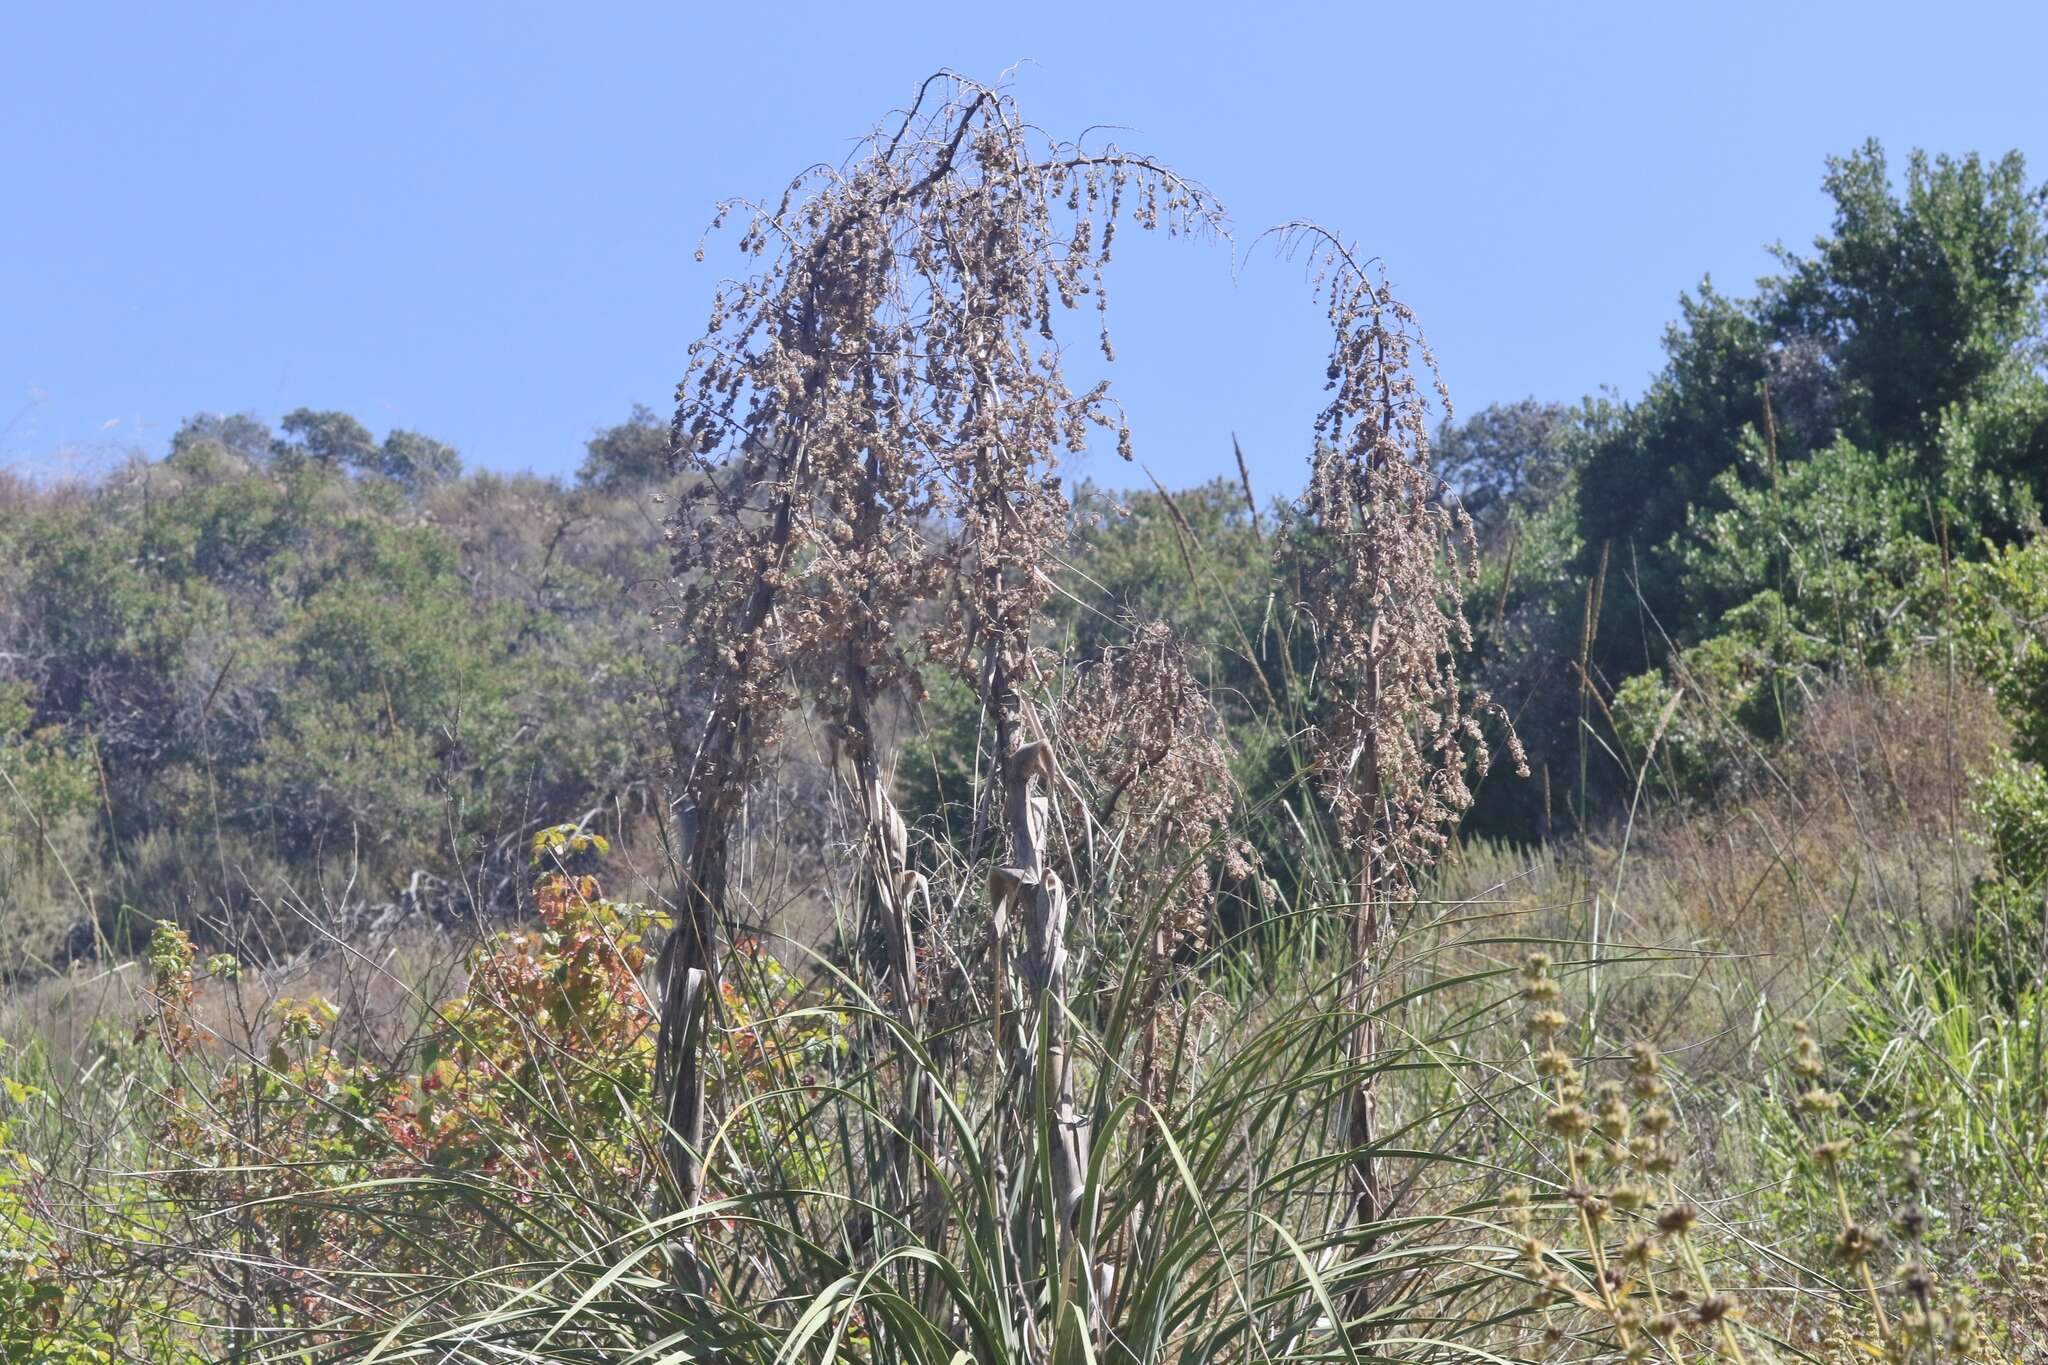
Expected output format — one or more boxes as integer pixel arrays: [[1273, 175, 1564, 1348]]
[[0, 407, 696, 969], [1461, 141, 2048, 837]]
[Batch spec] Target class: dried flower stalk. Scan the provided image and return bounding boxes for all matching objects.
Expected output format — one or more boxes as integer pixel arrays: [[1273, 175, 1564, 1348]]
[[1275, 223, 1526, 1327], [662, 73, 1222, 1325]]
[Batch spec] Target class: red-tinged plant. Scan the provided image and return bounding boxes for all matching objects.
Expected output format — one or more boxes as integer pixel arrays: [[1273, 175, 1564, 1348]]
[[138, 827, 670, 1333], [143, 921, 198, 1060]]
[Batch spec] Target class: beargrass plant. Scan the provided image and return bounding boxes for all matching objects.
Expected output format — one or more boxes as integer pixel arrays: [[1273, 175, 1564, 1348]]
[[654, 72, 1225, 1312], [623, 68, 1539, 1360], [251, 893, 1536, 1363]]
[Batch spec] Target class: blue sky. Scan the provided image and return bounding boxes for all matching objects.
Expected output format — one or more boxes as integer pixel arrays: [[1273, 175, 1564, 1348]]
[[6, 2, 2046, 495]]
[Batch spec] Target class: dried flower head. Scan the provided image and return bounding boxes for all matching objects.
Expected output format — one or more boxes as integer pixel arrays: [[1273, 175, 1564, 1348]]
[[1272, 225, 1526, 889], [1062, 619, 1255, 942], [667, 74, 1223, 794], [1061, 620, 1252, 1109], [1544, 1103, 1594, 1139], [1657, 1204, 1700, 1236], [1836, 1222, 1887, 1266]]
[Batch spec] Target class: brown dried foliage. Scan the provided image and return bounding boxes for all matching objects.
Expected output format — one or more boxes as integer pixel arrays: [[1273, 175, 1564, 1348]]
[[1062, 620, 1252, 957], [666, 73, 1222, 758], [1272, 228, 1528, 1314]]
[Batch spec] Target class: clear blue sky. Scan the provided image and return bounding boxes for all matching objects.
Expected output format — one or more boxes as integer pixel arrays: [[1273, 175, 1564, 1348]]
[[6, 1, 2046, 495]]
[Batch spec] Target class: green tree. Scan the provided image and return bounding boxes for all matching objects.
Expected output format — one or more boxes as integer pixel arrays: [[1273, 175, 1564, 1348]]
[[275, 408, 379, 470], [170, 411, 273, 466], [575, 404, 670, 491], [369, 429, 462, 494], [1574, 281, 1771, 654], [1435, 398, 1580, 551], [1769, 141, 2048, 456], [1570, 141, 2048, 717]]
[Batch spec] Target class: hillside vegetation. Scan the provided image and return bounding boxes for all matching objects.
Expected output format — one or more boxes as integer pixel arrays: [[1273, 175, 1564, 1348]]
[[3, 79, 2047, 1363]]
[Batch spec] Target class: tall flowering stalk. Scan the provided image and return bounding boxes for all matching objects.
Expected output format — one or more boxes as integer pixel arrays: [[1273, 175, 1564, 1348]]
[[662, 73, 1221, 1323], [1276, 225, 1525, 1322]]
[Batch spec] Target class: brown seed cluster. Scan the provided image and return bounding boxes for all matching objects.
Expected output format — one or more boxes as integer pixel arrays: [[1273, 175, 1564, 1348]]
[[1274, 226, 1526, 889], [1786, 1024, 1983, 1361], [1061, 620, 1255, 950], [665, 76, 1225, 806], [1060, 621, 1252, 1110], [1507, 974, 1989, 1360], [652, 72, 1227, 1278]]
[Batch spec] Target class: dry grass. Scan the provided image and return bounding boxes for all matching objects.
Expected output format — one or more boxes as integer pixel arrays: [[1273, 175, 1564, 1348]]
[[1432, 661, 2006, 1056]]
